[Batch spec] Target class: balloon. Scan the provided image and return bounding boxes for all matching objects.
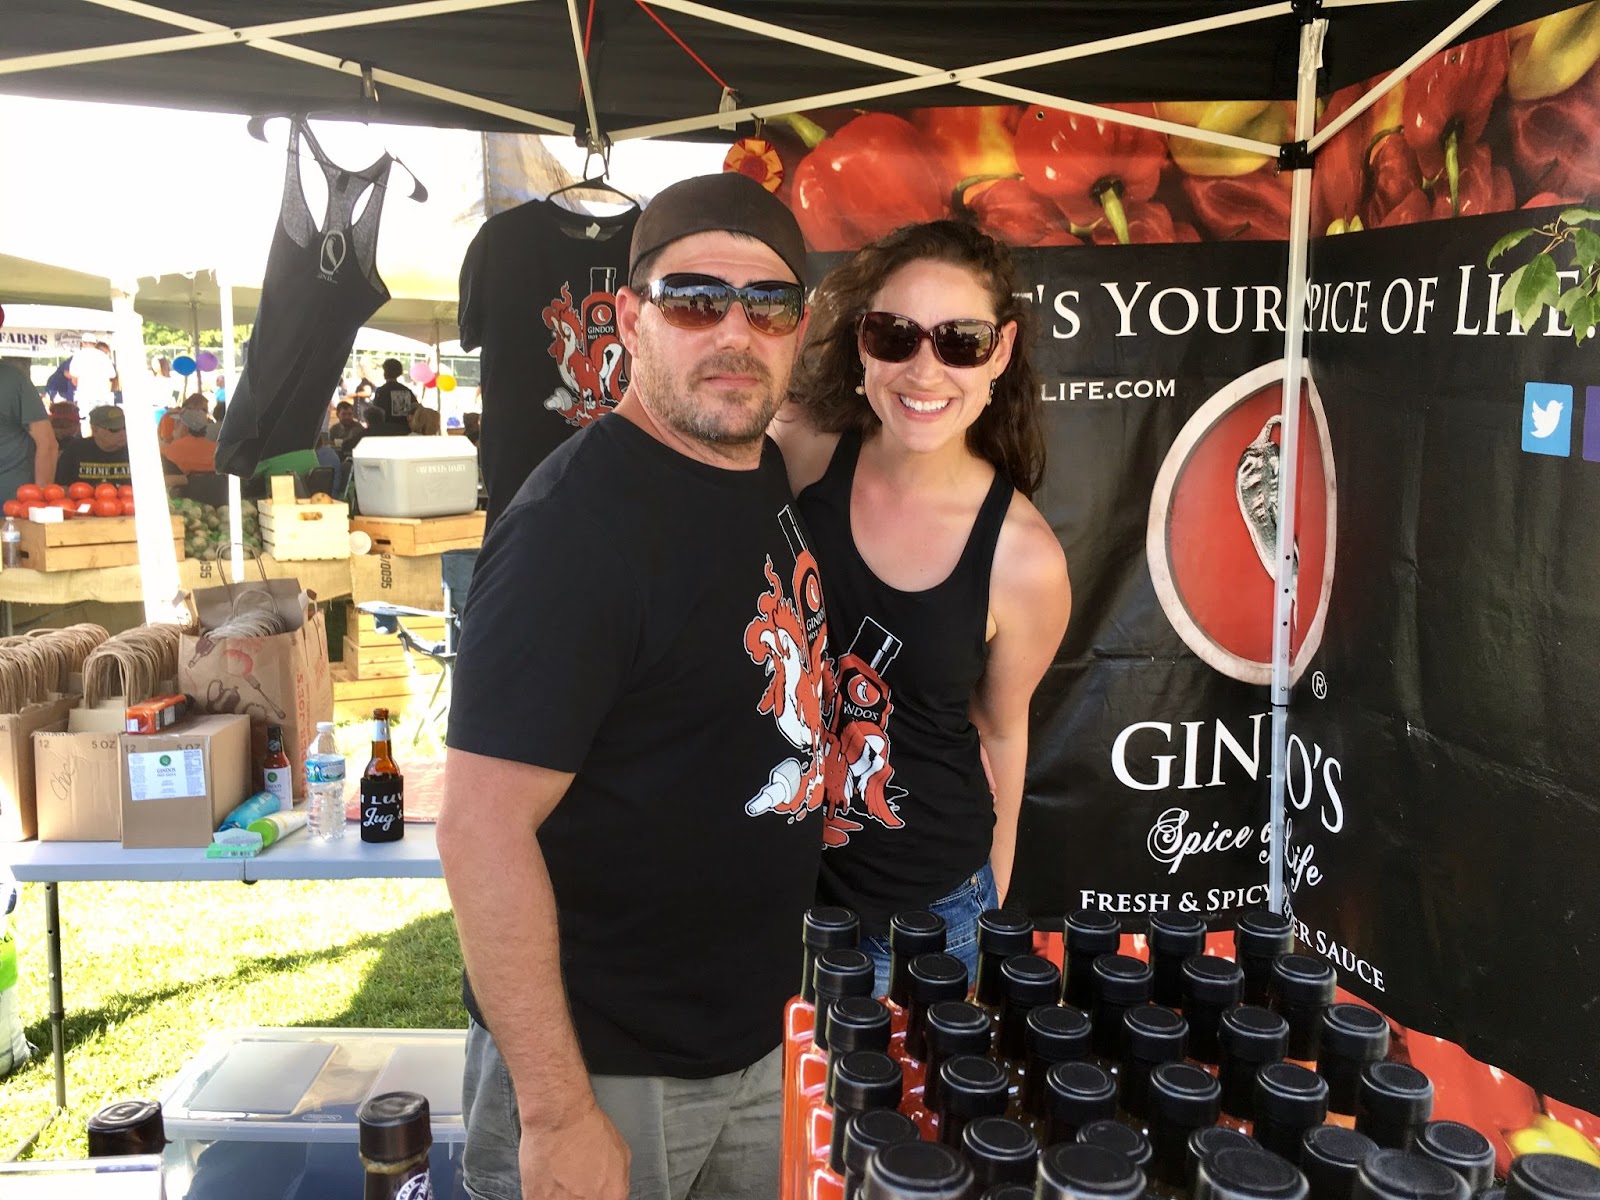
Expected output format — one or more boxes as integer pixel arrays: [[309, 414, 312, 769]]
[[409, 360, 433, 384], [173, 355, 197, 376], [437, 373, 457, 392], [196, 350, 218, 371]]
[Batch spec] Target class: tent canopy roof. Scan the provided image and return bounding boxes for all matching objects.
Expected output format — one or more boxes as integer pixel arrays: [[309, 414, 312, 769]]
[[1, 1, 1568, 141]]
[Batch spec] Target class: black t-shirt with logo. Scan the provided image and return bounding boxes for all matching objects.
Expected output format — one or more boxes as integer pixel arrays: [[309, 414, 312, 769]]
[[55, 438, 132, 487], [458, 199, 638, 529], [447, 416, 832, 1078], [369, 380, 416, 431]]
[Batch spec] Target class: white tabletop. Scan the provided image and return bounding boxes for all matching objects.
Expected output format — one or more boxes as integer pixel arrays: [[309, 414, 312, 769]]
[[0, 823, 440, 884]]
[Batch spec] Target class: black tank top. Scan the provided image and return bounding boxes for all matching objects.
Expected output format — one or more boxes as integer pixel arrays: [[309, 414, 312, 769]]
[[216, 118, 393, 476], [797, 429, 1014, 933]]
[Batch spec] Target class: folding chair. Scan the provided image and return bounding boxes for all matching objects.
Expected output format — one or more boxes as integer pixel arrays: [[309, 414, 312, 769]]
[[356, 548, 477, 744]]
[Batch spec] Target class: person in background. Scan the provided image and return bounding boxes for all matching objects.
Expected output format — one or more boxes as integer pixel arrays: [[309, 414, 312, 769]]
[[161, 407, 217, 477], [212, 399, 227, 428], [0, 358, 57, 501], [408, 405, 441, 436], [328, 400, 365, 453], [66, 337, 115, 409], [462, 411, 481, 446], [212, 374, 227, 404], [43, 360, 75, 405], [55, 404, 133, 487], [158, 393, 213, 444], [151, 356, 182, 408], [49, 401, 82, 447], [370, 358, 417, 433], [362, 402, 406, 438]]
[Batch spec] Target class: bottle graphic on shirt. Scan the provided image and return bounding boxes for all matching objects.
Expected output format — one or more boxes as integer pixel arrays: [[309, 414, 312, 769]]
[[824, 617, 904, 843], [583, 266, 628, 401], [779, 508, 828, 654]]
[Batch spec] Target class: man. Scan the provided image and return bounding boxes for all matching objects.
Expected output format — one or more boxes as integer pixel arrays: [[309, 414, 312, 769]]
[[461, 410, 481, 447], [369, 358, 417, 434], [158, 393, 212, 444], [49, 401, 82, 447], [0, 359, 57, 501], [161, 407, 216, 476], [438, 173, 827, 1200], [56, 404, 132, 487], [328, 400, 365, 454], [65, 338, 115, 409]]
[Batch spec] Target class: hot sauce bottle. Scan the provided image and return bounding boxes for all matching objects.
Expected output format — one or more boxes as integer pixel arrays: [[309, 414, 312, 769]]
[[359, 708, 404, 843]]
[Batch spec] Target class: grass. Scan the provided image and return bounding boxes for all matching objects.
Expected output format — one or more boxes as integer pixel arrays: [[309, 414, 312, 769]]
[[0, 712, 463, 1162]]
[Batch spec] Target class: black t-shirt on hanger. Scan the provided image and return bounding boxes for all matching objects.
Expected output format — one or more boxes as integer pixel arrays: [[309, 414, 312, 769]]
[[458, 199, 638, 529]]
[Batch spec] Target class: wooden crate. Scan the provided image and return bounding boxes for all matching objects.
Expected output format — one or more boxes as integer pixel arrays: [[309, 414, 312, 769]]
[[14, 515, 185, 571], [347, 606, 447, 648], [350, 511, 485, 556], [258, 476, 350, 561], [340, 636, 444, 681], [332, 664, 443, 722]]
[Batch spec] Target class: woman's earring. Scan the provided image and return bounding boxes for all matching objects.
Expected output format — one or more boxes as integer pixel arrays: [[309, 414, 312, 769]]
[[854, 384, 866, 396], [987, 378, 996, 404]]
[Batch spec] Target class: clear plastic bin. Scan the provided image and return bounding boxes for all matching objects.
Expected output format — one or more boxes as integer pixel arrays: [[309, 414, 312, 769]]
[[159, 1027, 467, 1200]]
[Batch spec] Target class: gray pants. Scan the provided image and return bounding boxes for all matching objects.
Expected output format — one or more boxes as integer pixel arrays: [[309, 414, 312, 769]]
[[461, 1020, 782, 1200]]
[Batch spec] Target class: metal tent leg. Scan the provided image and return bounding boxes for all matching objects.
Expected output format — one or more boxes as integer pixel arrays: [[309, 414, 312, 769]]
[[44, 882, 65, 1109]]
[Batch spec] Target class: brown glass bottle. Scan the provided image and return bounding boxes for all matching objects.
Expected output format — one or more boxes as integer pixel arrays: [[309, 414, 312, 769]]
[[1269, 955, 1337, 1068], [842, 1109, 920, 1200], [1150, 914, 1207, 1009], [962, 1115, 1039, 1193], [1354, 1062, 1433, 1150], [1301, 1125, 1379, 1200], [1234, 912, 1294, 1008], [1217, 1006, 1290, 1129], [973, 910, 1034, 1016], [1184, 955, 1245, 1072], [1065, 909, 1123, 1010], [1317, 1004, 1389, 1128], [1119, 1006, 1189, 1134], [359, 1090, 433, 1200], [1353, 1150, 1468, 1200], [360, 708, 404, 842], [861, 1141, 975, 1200], [1253, 1063, 1330, 1161], [86, 1099, 166, 1156], [1147, 1063, 1223, 1200], [262, 723, 293, 810]]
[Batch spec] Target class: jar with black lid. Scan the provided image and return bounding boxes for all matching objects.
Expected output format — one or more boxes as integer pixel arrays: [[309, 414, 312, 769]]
[[86, 1099, 167, 1157], [359, 1091, 433, 1200]]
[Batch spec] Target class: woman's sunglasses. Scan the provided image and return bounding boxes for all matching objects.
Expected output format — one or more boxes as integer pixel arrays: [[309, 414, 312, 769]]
[[643, 273, 806, 336], [858, 311, 1000, 369]]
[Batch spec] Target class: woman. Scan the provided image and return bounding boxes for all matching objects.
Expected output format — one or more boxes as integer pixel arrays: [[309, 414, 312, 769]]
[[773, 220, 1071, 991]]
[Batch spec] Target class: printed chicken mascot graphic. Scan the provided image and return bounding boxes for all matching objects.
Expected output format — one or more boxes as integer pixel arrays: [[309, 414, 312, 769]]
[[821, 616, 905, 847], [541, 270, 629, 427], [744, 510, 831, 822]]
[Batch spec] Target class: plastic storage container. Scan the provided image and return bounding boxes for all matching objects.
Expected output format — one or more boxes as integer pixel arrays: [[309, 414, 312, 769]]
[[352, 436, 479, 518], [159, 1027, 467, 1200]]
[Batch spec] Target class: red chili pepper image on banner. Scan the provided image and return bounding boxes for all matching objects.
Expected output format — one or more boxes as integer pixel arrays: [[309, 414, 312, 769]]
[[1313, 85, 1371, 235], [1401, 33, 1510, 216], [961, 178, 1074, 246], [1183, 166, 1293, 241], [1014, 103, 1167, 245], [1510, 59, 1600, 203], [790, 113, 950, 251]]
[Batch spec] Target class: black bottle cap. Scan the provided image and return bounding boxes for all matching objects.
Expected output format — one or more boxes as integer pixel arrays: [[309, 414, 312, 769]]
[[1045, 1060, 1119, 1125], [1198, 1147, 1312, 1200], [357, 1091, 432, 1163], [806, 906, 861, 951], [1190, 1126, 1259, 1185], [1001, 954, 1061, 1006], [1151, 1061, 1223, 1127], [1320, 1004, 1390, 1063], [843, 1108, 921, 1180], [1079, 1118, 1154, 1168], [1151, 913, 1209, 957], [909, 953, 969, 1006], [1093, 954, 1154, 1004], [1272, 955, 1338, 1007], [1028, 1003, 1093, 1063], [1126, 1004, 1189, 1062], [1414, 1121, 1495, 1195], [1185, 954, 1247, 1005], [939, 1054, 1009, 1119], [86, 1099, 167, 1156], [962, 1115, 1039, 1188], [1301, 1124, 1379, 1200], [979, 909, 1034, 956], [1236, 911, 1296, 960], [862, 1141, 975, 1200], [1038, 1143, 1147, 1200], [984, 1188, 1035, 1200], [1257, 1063, 1331, 1126], [833, 1050, 904, 1113], [1354, 1150, 1469, 1200], [1067, 909, 1123, 955], [1505, 1154, 1600, 1200], [816, 949, 877, 1002], [1222, 1005, 1291, 1064], [926, 1000, 992, 1057], [828, 997, 893, 1056], [1357, 1062, 1433, 1128], [891, 910, 948, 957]]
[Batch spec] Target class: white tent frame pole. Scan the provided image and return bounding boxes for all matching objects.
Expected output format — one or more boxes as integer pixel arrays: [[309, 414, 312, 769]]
[[218, 269, 245, 583], [565, 0, 606, 154], [1309, 0, 1504, 152], [1266, 16, 1326, 916], [0, 0, 527, 76], [38, 0, 574, 135]]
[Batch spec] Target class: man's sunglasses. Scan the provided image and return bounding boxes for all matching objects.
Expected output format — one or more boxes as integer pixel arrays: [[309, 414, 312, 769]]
[[643, 273, 805, 336], [858, 311, 1000, 369]]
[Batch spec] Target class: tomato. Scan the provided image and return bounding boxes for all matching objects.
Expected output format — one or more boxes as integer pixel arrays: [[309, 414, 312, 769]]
[[117, 484, 134, 500], [91, 499, 122, 518], [93, 483, 118, 502], [16, 484, 42, 504], [42, 484, 66, 503], [67, 483, 94, 501], [120, 499, 135, 517], [1, 501, 21, 518]]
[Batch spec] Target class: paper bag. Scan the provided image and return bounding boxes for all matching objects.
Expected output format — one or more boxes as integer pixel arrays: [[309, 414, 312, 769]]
[[178, 575, 333, 798]]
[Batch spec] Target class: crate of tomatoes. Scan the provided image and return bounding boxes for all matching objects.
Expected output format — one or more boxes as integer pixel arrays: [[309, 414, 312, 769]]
[[2, 483, 183, 571]]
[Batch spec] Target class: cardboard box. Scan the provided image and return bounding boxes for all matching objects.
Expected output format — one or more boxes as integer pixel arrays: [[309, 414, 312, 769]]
[[34, 726, 123, 841], [119, 713, 251, 849], [0, 695, 75, 841]]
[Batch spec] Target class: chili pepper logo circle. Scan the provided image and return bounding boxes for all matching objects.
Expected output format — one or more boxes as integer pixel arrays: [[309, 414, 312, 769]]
[[850, 677, 881, 707], [1146, 359, 1336, 686]]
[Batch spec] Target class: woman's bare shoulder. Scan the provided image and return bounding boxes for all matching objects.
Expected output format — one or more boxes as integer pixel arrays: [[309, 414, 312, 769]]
[[768, 403, 843, 495]]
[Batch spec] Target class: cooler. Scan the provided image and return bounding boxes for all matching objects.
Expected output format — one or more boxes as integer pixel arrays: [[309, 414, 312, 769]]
[[352, 436, 479, 518], [158, 1027, 468, 1200]]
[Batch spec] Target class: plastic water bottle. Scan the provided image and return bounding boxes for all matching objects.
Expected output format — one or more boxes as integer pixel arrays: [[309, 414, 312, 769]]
[[1, 518, 20, 569], [304, 721, 347, 841]]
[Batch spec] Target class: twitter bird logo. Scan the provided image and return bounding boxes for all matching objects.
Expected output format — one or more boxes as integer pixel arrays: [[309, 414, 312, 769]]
[[1523, 383, 1573, 456]]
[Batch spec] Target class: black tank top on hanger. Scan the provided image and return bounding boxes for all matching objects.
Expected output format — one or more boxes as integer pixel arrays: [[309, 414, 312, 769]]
[[797, 429, 1014, 933], [216, 118, 393, 476]]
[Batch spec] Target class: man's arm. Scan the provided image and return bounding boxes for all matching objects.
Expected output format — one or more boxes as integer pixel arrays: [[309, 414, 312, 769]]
[[437, 747, 629, 1200], [26, 421, 56, 489]]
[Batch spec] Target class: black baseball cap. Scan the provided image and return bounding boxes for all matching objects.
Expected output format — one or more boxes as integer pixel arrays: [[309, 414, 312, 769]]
[[629, 172, 807, 285]]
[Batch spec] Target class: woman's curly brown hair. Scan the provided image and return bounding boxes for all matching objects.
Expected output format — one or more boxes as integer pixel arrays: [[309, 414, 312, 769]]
[[789, 220, 1045, 497]]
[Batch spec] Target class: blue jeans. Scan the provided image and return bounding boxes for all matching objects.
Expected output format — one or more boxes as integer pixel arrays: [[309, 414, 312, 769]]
[[858, 862, 999, 997]]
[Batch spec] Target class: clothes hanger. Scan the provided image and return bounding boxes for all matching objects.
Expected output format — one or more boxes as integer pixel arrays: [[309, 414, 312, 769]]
[[546, 141, 640, 226]]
